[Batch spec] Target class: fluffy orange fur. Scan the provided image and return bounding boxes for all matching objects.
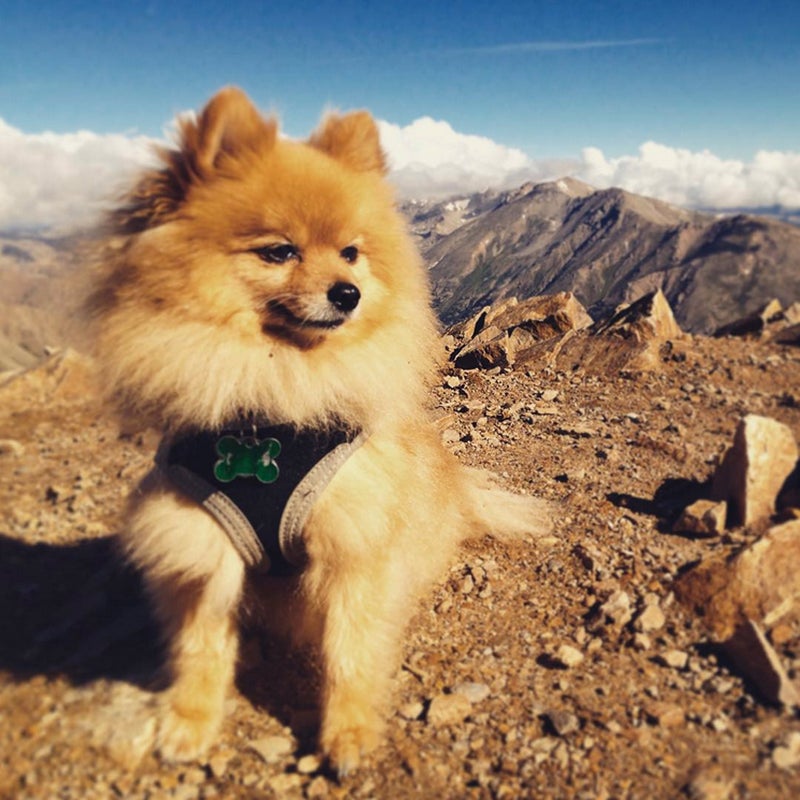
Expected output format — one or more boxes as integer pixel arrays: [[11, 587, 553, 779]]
[[89, 86, 550, 775]]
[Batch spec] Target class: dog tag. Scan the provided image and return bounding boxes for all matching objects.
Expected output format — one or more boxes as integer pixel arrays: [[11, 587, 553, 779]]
[[213, 435, 281, 483]]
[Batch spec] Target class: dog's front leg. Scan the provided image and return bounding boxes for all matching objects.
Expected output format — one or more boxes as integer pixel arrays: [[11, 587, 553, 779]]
[[125, 477, 246, 762], [153, 551, 244, 762], [316, 564, 408, 777]]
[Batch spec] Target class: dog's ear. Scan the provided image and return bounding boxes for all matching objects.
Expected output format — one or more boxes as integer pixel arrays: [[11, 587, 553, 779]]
[[112, 87, 276, 233], [310, 111, 387, 175], [190, 86, 276, 173]]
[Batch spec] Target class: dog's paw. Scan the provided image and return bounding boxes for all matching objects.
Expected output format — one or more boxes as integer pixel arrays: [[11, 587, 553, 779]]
[[157, 704, 220, 763], [322, 725, 381, 778]]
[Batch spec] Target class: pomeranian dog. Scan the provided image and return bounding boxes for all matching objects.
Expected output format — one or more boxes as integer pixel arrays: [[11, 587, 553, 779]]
[[89, 86, 550, 775]]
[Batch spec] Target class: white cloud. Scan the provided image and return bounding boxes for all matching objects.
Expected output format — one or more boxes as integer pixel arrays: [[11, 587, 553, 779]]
[[379, 120, 800, 212], [576, 142, 800, 210], [1, 113, 799, 233], [378, 117, 541, 198], [0, 118, 158, 232]]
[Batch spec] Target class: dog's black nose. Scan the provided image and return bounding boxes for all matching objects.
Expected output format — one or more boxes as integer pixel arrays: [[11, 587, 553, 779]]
[[327, 282, 361, 313]]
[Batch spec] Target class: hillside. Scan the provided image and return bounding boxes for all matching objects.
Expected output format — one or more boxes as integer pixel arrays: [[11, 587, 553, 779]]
[[0, 300, 799, 797], [0, 233, 90, 372], [2, 180, 799, 374], [406, 180, 800, 333]]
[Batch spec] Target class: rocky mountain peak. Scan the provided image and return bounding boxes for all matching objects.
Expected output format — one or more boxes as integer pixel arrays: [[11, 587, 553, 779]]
[[409, 179, 800, 334]]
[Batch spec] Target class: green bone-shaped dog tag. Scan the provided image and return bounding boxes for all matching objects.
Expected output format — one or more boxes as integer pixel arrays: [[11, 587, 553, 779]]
[[213, 435, 281, 484]]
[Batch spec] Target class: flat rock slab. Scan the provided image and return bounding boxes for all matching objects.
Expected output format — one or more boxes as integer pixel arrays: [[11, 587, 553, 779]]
[[711, 414, 798, 526], [675, 519, 800, 640], [723, 619, 800, 708]]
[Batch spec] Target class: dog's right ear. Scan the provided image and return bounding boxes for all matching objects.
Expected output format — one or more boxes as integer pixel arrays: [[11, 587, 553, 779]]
[[112, 87, 276, 233], [190, 86, 277, 173]]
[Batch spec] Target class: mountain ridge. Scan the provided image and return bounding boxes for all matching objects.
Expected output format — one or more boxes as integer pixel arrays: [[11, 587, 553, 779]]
[[1, 179, 799, 372], [405, 179, 800, 333]]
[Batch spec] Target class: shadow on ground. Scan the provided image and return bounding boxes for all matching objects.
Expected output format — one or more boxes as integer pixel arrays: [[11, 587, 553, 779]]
[[607, 476, 708, 531], [0, 531, 323, 747], [0, 533, 164, 686]]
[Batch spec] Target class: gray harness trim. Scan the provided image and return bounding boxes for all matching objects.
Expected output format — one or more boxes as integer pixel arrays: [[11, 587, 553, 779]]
[[277, 433, 366, 565], [155, 432, 366, 570]]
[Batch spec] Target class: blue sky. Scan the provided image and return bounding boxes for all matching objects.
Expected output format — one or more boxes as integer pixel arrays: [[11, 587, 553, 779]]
[[4, 0, 798, 157], [1, 0, 799, 229]]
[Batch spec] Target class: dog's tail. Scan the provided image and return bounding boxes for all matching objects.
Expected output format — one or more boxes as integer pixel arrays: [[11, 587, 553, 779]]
[[463, 467, 554, 542]]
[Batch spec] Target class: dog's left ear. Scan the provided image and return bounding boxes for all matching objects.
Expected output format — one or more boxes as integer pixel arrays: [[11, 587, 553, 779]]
[[310, 111, 387, 175]]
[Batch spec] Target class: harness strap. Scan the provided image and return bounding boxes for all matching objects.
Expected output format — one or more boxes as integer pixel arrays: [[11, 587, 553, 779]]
[[155, 426, 365, 572]]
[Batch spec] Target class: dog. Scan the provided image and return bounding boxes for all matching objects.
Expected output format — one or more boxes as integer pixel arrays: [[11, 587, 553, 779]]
[[89, 86, 550, 775]]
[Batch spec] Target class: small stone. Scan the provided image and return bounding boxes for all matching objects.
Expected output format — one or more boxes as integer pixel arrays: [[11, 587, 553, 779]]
[[772, 731, 800, 769], [207, 750, 233, 778], [645, 702, 684, 728], [451, 682, 491, 704], [684, 765, 734, 800], [297, 754, 321, 774], [399, 700, 425, 720], [444, 375, 463, 389], [634, 604, 666, 632], [427, 692, 472, 726], [248, 735, 294, 764], [552, 644, 584, 668], [657, 650, 689, 670], [306, 775, 329, 798], [530, 737, 559, 755], [673, 499, 727, 537], [268, 773, 302, 792], [545, 710, 580, 737], [588, 590, 633, 631], [459, 574, 475, 594], [0, 439, 24, 456], [553, 741, 570, 769]]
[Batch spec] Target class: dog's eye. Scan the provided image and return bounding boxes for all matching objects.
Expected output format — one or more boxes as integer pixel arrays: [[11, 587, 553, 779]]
[[340, 246, 359, 264], [254, 244, 300, 264]]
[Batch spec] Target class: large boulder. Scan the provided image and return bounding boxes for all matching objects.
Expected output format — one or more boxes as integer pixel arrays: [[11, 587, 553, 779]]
[[450, 289, 685, 374], [675, 519, 800, 640], [710, 414, 799, 527], [515, 289, 685, 374], [714, 299, 800, 345], [450, 292, 592, 370]]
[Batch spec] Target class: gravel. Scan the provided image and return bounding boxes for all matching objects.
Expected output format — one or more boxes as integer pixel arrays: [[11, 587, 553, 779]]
[[1, 335, 799, 798]]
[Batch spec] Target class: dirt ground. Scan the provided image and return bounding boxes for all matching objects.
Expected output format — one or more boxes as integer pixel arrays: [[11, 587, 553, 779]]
[[0, 334, 799, 799]]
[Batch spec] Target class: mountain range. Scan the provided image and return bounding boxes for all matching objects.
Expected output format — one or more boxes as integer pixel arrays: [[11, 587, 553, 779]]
[[0, 232, 91, 371], [1, 178, 799, 372], [405, 178, 800, 333]]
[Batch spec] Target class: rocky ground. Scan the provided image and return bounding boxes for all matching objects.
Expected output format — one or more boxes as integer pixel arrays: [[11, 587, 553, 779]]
[[1, 328, 799, 799]]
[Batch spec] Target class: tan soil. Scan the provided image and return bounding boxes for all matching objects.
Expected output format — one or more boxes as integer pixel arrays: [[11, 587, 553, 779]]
[[1, 335, 799, 799]]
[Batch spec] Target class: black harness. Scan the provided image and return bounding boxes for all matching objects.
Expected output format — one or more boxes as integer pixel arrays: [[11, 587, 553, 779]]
[[158, 423, 364, 574]]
